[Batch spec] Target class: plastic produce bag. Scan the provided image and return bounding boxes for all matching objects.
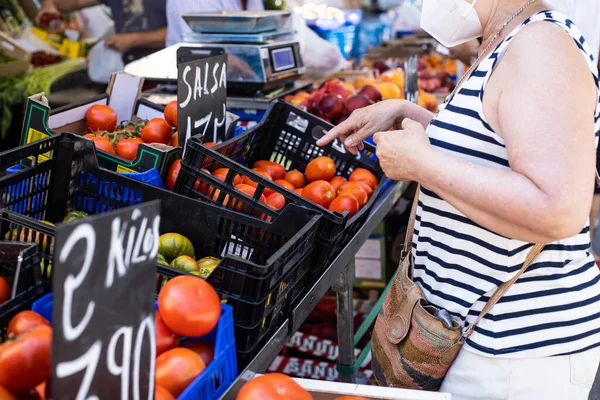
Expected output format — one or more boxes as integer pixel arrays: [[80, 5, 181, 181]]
[[87, 40, 124, 84], [290, 12, 351, 79]]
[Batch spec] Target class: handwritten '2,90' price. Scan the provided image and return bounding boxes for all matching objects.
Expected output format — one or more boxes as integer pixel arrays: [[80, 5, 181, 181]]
[[55, 209, 161, 400]]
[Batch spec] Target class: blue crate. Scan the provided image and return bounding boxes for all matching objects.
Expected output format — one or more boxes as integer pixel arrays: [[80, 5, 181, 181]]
[[5, 165, 164, 219], [5, 164, 47, 217], [356, 20, 392, 58], [120, 168, 165, 189], [33, 295, 238, 399], [229, 109, 266, 124]]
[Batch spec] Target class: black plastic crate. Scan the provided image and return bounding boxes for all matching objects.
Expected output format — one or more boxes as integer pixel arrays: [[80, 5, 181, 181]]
[[0, 133, 321, 356], [176, 100, 386, 273], [0, 242, 42, 342]]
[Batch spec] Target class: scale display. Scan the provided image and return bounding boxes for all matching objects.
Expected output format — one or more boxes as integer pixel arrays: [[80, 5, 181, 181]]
[[271, 47, 295, 72]]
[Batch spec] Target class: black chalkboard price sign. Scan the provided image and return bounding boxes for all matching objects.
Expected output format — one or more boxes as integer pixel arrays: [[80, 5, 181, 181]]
[[51, 201, 161, 400], [177, 48, 228, 148]]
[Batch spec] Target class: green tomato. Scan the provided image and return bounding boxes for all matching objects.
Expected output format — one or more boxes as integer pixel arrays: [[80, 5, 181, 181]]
[[63, 210, 89, 223], [158, 233, 195, 263], [170, 255, 200, 274], [157, 253, 169, 266]]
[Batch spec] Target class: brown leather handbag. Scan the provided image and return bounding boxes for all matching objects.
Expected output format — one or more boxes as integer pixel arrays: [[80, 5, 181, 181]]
[[371, 186, 544, 391]]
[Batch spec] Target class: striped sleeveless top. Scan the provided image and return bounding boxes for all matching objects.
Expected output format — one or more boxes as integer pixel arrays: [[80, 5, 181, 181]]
[[413, 10, 600, 358]]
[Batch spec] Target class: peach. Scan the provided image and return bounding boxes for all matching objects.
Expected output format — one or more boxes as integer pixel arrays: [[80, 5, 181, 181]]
[[318, 93, 345, 119], [357, 84, 382, 103], [345, 95, 373, 115], [354, 76, 376, 89], [376, 82, 403, 100]]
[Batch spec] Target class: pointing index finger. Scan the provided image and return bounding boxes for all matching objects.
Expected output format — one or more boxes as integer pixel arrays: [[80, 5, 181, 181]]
[[316, 117, 355, 147]]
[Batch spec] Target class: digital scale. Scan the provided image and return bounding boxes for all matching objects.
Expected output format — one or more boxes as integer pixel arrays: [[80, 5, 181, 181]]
[[125, 11, 307, 96]]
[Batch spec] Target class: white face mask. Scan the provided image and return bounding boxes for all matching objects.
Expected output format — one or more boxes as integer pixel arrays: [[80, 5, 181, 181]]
[[420, 0, 483, 48]]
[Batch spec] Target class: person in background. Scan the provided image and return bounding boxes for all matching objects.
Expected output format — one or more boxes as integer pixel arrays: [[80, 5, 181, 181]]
[[165, 0, 264, 47], [165, 0, 350, 79], [37, 0, 167, 64]]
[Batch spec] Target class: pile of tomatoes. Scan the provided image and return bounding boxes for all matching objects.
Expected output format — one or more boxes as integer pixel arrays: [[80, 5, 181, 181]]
[[0, 275, 221, 400], [167, 154, 378, 216], [236, 372, 369, 400], [83, 100, 179, 161], [155, 275, 222, 399], [0, 310, 52, 399]]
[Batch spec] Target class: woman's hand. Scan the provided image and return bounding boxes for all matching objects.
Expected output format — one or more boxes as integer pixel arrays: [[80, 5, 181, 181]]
[[373, 119, 432, 182], [316, 100, 405, 154]]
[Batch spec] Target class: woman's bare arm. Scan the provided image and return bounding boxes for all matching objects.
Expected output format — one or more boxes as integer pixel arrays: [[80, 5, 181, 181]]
[[414, 23, 597, 243]]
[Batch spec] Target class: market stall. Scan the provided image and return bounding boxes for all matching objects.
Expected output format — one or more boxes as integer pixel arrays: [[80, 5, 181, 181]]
[[0, 1, 468, 399]]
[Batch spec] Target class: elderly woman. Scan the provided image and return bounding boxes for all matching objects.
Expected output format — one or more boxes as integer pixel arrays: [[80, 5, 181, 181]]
[[318, 0, 600, 399]]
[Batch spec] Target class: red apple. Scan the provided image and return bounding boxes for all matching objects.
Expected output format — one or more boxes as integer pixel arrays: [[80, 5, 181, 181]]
[[319, 93, 345, 119], [345, 94, 373, 114], [357, 84, 382, 103]]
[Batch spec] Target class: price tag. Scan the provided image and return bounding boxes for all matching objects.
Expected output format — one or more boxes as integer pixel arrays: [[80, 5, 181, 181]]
[[51, 201, 161, 400], [177, 52, 228, 151]]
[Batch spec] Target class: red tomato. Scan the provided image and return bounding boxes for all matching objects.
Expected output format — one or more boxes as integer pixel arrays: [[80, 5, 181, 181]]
[[7, 311, 50, 338], [167, 162, 205, 193], [234, 184, 268, 212], [158, 276, 221, 337], [252, 161, 286, 180], [328, 194, 359, 218], [83, 133, 96, 139], [155, 384, 176, 400], [266, 193, 285, 210], [338, 181, 373, 198], [305, 156, 336, 182], [89, 136, 115, 154], [0, 385, 15, 400], [155, 348, 206, 397], [166, 160, 181, 191], [156, 311, 179, 356], [141, 118, 173, 145], [182, 340, 215, 365], [243, 168, 274, 196], [329, 176, 348, 193], [0, 325, 52, 392], [85, 104, 117, 132], [284, 170, 306, 189], [338, 187, 367, 207], [203, 142, 218, 148], [236, 373, 312, 400], [115, 137, 142, 161], [274, 179, 295, 191], [170, 132, 179, 147], [0, 277, 9, 304], [294, 188, 303, 196], [213, 168, 243, 185], [349, 168, 378, 190], [164, 101, 178, 128], [302, 180, 336, 208]]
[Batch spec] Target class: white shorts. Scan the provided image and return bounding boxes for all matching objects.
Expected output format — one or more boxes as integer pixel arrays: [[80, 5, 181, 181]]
[[439, 347, 600, 400]]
